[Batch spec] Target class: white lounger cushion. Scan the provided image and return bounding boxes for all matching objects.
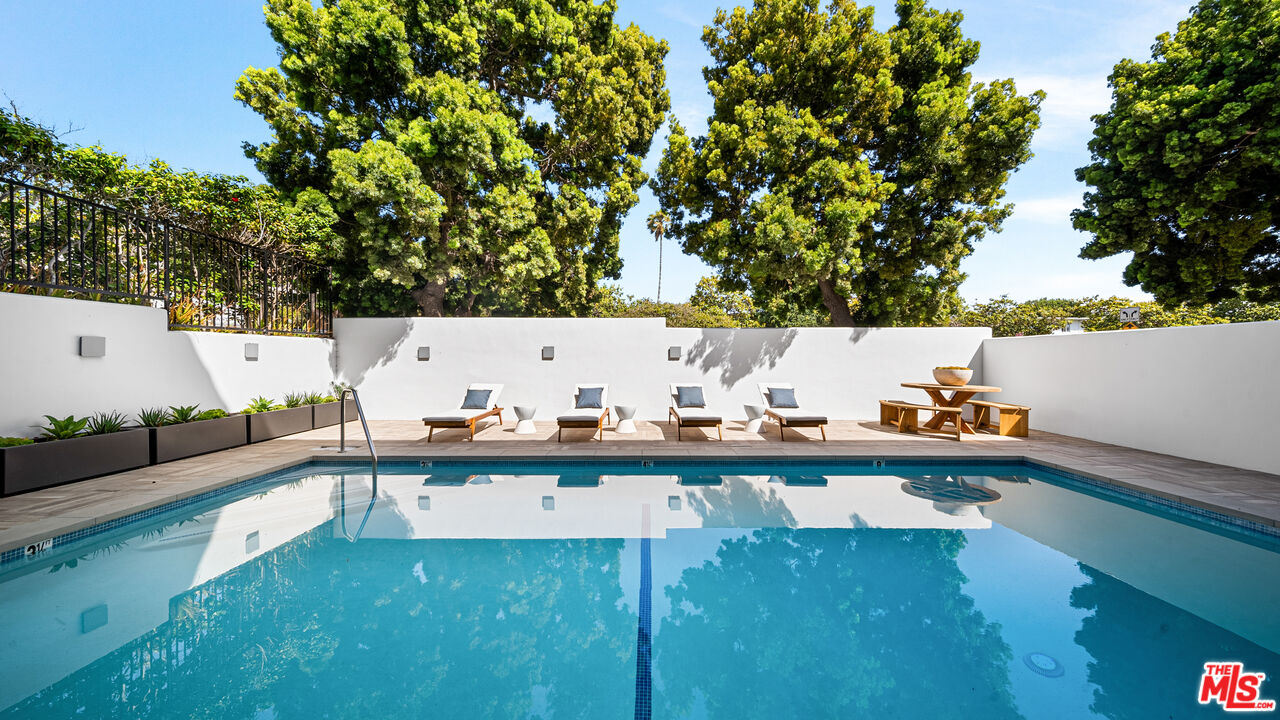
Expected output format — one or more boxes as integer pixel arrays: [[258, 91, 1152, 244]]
[[423, 383, 504, 422], [768, 408, 827, 423], [674, 410, 722, 422], [556, 412, 606, 422]]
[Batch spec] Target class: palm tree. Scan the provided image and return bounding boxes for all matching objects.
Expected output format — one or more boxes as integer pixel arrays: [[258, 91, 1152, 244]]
[[646, 210, 670, 302]]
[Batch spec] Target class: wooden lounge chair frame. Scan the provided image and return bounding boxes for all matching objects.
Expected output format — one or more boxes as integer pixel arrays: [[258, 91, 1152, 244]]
[[425, 406, 504, 442], [757, 383, 827, 441], [668, 384, 723, 441], [879, 400, 964, 441], [967, 399, 1030, 437], [557, 384, 611, 442], [423, 383, 505, 442]]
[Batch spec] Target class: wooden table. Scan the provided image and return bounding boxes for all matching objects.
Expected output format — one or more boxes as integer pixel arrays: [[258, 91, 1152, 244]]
[[900, 382, 1001, 435]]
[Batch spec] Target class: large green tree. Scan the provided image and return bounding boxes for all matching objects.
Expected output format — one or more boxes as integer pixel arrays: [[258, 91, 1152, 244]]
[[237, 0, 669, 316], [1073, 0, 1280, 306], [652, 0, 1041, 326]]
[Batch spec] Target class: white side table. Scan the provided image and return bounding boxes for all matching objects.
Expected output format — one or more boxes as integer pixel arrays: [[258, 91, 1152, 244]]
[[744, 403, 766, 433], [513, 405, 538, 434], [614, 404, 637, 434]]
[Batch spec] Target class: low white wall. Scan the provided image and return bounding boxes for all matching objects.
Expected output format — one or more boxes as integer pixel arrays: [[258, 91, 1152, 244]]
[[0, 293, 335, 437], [334, 317, 990, 422], [982, 322, 1280, 475]]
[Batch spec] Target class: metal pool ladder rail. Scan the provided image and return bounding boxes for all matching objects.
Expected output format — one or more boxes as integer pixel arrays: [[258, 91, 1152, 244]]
[[338, 388, 378, 480]]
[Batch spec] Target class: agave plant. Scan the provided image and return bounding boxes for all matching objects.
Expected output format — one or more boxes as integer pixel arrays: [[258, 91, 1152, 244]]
[[168, 405, 202, 424], [303, 391, 327, 405], [283, 392, 306, 409], [38, 414, 89, 440], [86, 411, 130, 435], [244, 396, 277, 414], [137, 407, 171, 427]]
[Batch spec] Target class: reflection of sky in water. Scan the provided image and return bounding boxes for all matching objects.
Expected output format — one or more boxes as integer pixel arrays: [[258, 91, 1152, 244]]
[[1, 463, 1278, 719]]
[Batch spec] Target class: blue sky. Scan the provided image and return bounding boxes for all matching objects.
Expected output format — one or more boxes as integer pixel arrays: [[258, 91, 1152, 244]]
[[0, 0, 1190, 304]]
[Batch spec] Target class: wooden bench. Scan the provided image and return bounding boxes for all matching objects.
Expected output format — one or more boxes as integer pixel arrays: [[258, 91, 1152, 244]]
[[878, 400, 964, 441], [967, 399, 1030, 437]]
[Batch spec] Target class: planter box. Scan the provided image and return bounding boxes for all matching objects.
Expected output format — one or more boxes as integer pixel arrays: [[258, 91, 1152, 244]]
[[312, 399, 359, 429], [150, 415, 248, 464], [1, 430, 151, 496], [247, 406, 315, 443]]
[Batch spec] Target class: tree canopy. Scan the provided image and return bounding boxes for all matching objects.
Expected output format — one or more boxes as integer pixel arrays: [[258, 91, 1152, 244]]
[[237, 0, 670, 317], [954, 294, 1280, 337], [652, 0, 1042, 327], [0, 108, 335, 256], [1073, 0, 1280, 306]]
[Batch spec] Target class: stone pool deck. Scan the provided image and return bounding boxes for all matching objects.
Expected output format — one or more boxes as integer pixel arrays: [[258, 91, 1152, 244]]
[[3, 418, 1279, 554]]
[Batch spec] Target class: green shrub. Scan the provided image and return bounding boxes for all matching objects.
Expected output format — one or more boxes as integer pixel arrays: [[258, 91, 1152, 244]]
[[86, 411, 129, 435], [168, 405, 201, 424], [38, 415, 89, 440], [0, 437, 34, 447], [137, 407, 171, 427], [196, 408, 229, 421], [243, 396, 278, 414]]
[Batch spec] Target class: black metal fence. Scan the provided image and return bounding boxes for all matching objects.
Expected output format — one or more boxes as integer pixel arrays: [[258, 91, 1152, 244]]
[[0, 177, 332, 336]]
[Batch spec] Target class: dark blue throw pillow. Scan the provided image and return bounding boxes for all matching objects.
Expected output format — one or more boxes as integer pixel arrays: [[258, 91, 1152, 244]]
[[675, 386, 705, 408], [576, 386, 604, 409], [461, 388, 492, 410], [768, 387, 799, 408]]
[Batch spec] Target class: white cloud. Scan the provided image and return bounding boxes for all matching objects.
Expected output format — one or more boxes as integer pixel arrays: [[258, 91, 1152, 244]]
[[1009, 194, 1084, 224], [981, 72, 1112, 150]]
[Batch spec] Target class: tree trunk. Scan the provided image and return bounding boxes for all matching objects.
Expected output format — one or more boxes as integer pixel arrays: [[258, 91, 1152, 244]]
[[411, 282, 447, 317], [817, 277, 856, 327], [656, 235, 663, 303]]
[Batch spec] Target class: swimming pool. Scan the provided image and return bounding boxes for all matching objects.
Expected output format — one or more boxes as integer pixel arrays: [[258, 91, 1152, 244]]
[[1, 459, 1277, 718]]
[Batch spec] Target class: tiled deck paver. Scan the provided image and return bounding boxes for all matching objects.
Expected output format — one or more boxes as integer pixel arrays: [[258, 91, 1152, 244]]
[[2, 418, 1279, 552]]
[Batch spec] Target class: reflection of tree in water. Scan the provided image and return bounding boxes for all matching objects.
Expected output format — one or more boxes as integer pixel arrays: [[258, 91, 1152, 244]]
[[657, 528, 1021, 719], [5, 528, 635, 719], [1070, 564, 1280, 720]]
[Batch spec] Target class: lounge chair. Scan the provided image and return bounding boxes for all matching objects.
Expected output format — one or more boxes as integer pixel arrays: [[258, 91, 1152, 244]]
[[422, 383, 504, 442], [668, 383, 723, 441], [556, 384, 611, 442], [757, 383, 827, 441]]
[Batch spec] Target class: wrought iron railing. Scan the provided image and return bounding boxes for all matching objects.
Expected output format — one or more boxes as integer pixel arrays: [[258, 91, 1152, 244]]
[[0, 177, 332, 336]]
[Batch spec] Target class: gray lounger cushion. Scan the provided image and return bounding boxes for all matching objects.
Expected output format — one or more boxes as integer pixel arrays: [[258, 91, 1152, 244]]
[[766, 387, 799, 408], [770, 410, 827, 423], [575, 386, 604, 409], [675, 386, 706, 407], [557, 412, 604, 423], [423, 414, 476, 423]]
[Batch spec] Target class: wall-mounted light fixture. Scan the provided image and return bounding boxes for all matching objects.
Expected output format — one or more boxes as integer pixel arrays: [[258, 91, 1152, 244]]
[[542, 495, 555, 510], [418, 496, 431, 510], [244, 342, 260, 361], [79, 336, 106, 358], [668, 346, 681, 361], [81, 604, 108, 634], [541, 346, 555, 361], [245, 531, 260, 554], [668, 495, 682, 511], [417, 346, 431, 361]]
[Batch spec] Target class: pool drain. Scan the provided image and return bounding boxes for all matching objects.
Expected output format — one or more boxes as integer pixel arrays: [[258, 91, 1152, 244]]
[[1023, 652, 1064, 678]]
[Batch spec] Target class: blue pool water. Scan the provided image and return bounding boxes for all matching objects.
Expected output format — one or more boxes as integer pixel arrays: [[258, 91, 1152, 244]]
[[1, 460, 1278, 719]]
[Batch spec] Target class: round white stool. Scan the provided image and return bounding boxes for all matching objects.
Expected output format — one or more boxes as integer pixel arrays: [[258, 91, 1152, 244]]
[[744, 403, 766, 433], [513, 405, 538, 434], [614, 404, 637, 434]]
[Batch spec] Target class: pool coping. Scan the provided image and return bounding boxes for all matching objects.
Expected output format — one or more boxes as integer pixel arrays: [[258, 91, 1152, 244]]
[[3, 441, 1279, 561]]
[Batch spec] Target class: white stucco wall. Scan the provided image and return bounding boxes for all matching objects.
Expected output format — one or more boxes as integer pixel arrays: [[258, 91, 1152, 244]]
[[334, 317, 990, 421], [982, 321, 1280, 475], [0, 293, 335, 437]]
